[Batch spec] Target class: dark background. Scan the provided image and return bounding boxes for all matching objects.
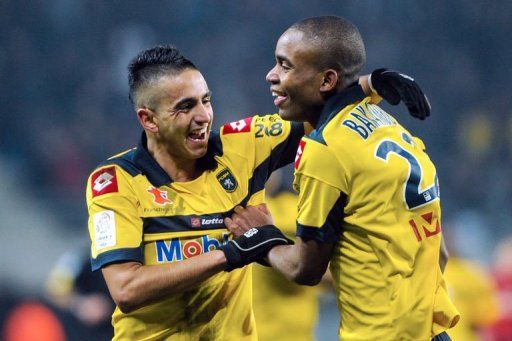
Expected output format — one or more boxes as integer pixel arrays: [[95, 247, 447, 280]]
[[0, 1, 510, 339]]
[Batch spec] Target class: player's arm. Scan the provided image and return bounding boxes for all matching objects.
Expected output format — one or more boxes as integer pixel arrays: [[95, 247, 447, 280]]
[[101, 252, 227, 313], [266, 239, 333, 285], [87, 168, 229, 313], [225, 205, 334, 285]]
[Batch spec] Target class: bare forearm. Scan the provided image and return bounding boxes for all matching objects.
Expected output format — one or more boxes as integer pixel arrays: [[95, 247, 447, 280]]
[[103, 250, 227, 312], [267, 244, 323, 286]]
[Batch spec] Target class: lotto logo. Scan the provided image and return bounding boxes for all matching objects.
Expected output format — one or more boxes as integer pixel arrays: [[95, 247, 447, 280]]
[[191, 217, 201, 228], [91, 167, 118, 197], [222, 117, 253, 134]]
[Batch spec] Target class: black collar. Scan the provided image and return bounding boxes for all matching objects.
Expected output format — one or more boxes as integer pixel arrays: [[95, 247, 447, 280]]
[[315, 84, 367, 130], [133, 132, 172, 187], [132, 132, 220, 187]]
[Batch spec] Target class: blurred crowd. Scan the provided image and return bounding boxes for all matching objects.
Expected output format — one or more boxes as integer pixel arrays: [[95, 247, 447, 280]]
[[1, 1, 511, 340]]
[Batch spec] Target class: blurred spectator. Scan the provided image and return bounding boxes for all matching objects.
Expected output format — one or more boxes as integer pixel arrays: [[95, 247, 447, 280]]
[[488, 237, 512, 340], [2, 301, 65, 341], [444, 256, 499, 340], [45, 250, 114, 341]]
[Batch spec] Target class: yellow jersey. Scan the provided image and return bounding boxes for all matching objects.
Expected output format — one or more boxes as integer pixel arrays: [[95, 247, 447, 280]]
[[293, 85, 459, 340], [252, 191, 319, 341], [86, 114, 303, 340]]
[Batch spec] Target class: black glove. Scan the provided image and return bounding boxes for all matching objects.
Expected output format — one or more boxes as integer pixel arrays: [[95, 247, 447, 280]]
[[220, 225, 293, 271], [369, 68, 431, 120]]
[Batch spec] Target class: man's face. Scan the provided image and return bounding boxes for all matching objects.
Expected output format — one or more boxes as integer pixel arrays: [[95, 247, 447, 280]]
[[149, 69, 213, 161], [266, 29, 325, 122]]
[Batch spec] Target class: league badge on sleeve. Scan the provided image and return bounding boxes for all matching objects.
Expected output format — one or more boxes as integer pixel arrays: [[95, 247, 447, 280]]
[[93, 210, 116, 250], [91, 166, 119, 197], [222, 117, 253, 134]]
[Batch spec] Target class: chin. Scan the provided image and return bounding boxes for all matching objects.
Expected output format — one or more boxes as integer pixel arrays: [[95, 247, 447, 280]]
[[192, 147, 208, 159], [278, 109, 294, 121], [279, 108, 305, 122]]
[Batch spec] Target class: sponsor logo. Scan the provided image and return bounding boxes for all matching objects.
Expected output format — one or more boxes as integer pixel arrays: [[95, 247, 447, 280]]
[[294, 140, 306, 169], [190, 217, 225, 228], [216, 168, 238, 192], [191, 217, 201, 228], [147, 186, 172, 206], [222, 117, 253, 134], [156, 233, 230, 263], [91, 167, 118, 197], [409, 211, 441, 242]]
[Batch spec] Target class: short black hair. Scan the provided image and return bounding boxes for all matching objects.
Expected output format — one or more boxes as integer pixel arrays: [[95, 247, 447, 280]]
[[128, 45, 197, 107], [289, 16, 366, 87]]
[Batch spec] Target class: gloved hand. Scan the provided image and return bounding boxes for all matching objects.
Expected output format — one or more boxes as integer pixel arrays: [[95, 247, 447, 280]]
[[369, 68, 431, 120], [220, 225, 293, 271]]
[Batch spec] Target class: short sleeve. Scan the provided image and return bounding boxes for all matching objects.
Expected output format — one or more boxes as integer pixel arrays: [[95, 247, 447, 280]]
[[86, 165, 144, 270], [293, 138, 346, 243]]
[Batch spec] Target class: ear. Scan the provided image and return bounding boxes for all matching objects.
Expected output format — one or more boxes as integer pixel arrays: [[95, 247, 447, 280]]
[[137, 107, 158, 133], [319, 69, 338, 93]]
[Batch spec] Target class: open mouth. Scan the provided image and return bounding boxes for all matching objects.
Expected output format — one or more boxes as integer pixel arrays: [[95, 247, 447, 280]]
[[271, 90, 288, 107], [187, 127, 208, 142]]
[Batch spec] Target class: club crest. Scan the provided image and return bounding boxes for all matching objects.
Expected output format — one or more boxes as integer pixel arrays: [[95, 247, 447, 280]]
[[216, 168, 238, 192]]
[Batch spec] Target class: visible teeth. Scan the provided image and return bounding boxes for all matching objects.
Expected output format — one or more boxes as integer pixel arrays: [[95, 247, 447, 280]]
[[272, 91, 286, 98], [189, 127, 207, 140], [191, 127, 207, 134]]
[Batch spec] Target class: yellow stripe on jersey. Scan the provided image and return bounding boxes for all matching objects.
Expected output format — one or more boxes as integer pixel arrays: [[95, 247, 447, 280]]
[[86, 114, 304, 340], [293, 85, 459, 340]]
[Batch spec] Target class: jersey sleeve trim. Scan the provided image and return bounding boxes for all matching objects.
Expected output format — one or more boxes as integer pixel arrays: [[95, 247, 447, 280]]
[[296, 193, 346, 243], [90, 246, 143, 271], [98, 152, 141, 177]]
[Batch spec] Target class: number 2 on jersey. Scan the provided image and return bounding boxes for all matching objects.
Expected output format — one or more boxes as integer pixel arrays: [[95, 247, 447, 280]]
[[375, 140, 439, 210]]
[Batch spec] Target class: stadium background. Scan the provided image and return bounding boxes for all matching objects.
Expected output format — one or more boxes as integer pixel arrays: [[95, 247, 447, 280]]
[[0, 1, 510, 340]]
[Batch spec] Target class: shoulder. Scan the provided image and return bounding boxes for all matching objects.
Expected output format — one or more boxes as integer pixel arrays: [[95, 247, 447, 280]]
[[86, 148, 140, 200], [294, 137, 342, 187]]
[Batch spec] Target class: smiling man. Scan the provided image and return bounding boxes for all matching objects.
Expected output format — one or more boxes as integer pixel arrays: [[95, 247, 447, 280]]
[[86, 46, 303, 340], [86, 44, 433, 340], [225, 16, 459, 341]]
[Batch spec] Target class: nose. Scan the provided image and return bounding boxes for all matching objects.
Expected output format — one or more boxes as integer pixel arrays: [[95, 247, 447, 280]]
[[266, 65, 279, 84], [195, 103, 212, 124]]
